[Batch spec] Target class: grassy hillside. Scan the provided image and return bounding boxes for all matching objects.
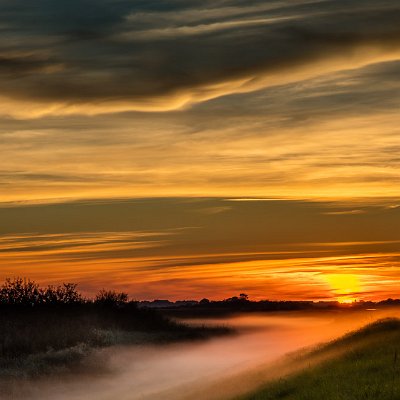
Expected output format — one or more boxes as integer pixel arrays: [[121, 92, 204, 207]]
[[240, 318, 400, 400]]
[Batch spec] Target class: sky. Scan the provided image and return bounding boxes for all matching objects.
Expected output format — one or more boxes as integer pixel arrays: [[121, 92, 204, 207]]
[[1, 0, 399, 301]]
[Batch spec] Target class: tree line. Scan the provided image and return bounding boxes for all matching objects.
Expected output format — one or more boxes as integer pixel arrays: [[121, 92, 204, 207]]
[[0, 278, 129, 306]]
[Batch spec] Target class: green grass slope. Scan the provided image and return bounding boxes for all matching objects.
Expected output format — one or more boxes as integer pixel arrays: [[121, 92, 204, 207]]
[[240, 318, 400, 400]]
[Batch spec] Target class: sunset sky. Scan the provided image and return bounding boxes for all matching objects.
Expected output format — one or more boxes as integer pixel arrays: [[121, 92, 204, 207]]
[[1, 0, 400, 301]]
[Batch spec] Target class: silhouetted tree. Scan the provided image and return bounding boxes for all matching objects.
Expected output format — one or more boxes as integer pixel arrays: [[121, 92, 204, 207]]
[[47, 283, 83, 304], [95, 289, 128, 306], [239, 293, 249, 301], [0, 278, 41, 306], [0, 278, 83, 306]]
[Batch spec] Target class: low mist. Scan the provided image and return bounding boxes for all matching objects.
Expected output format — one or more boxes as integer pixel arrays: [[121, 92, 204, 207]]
[[7, 308, 400, 400]]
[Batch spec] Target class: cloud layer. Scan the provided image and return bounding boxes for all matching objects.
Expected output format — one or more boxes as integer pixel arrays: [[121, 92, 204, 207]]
[[0, 0, 400, 116], [1, 0, 399, 202]]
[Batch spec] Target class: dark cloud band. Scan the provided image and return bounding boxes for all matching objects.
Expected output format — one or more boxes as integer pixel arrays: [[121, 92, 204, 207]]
[[0, 0, 399, 116]]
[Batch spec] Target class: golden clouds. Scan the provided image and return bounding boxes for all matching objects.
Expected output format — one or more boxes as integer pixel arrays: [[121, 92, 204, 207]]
[[1, 1, 399, 202], [1, 109, 399, 202]]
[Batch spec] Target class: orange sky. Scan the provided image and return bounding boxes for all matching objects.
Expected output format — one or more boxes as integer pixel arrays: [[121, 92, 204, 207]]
[[1, 199, 399, 301], [1, 1, 400, 301]]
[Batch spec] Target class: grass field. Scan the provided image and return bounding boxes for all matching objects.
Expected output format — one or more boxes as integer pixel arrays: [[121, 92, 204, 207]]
[[239, 318, 400, 400]]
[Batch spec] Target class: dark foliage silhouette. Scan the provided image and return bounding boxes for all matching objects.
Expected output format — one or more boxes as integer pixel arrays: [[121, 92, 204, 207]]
[[95, 289, 129, 306], [0, 277, 230, 378], [0, 278, 82, 306]]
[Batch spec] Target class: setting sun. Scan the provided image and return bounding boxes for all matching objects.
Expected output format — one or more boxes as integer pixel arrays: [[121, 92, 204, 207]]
[[326, 274, 362, 303]]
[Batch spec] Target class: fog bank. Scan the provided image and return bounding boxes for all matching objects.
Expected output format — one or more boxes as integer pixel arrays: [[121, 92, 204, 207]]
[[7, 309, 399, 400]]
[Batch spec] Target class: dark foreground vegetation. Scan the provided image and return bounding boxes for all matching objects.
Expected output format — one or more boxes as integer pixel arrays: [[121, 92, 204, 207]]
[[0, 278, 230, 379], [240, 318, 400, 400]]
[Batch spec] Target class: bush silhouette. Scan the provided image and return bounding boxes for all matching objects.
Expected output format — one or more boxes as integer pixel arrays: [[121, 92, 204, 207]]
[[95, 289, 128, 306], [0, 278, 82, 306]]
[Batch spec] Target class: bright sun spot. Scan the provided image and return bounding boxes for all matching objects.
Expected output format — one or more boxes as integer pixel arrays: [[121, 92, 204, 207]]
[[326, 274, 361, 303]]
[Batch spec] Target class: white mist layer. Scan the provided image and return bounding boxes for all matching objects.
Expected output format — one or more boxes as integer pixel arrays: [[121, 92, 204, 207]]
[[12, 309, 400, 400]]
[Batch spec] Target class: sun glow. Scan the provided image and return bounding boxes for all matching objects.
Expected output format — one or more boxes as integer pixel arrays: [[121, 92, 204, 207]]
[[326, 274, 362, 303]]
